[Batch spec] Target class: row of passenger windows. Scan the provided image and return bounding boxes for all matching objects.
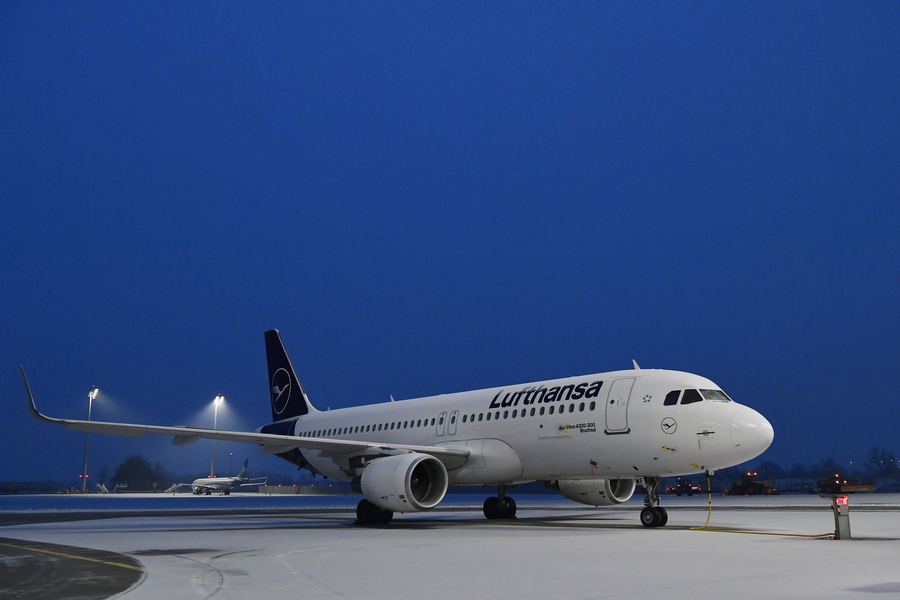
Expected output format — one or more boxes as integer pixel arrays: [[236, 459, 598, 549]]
[[663, 388, 732, 406], [296, 400, 598, 439]]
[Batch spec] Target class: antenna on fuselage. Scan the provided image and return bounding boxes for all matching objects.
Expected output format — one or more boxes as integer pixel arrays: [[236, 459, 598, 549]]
[[390, 395, 395, 402], [632, 360, 641, 370]]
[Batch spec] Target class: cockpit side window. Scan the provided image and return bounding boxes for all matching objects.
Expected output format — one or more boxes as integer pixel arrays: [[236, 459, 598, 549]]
[[680, 389, 703, 405], [663, 390, 681, 406], [700, 389, 732, 402]]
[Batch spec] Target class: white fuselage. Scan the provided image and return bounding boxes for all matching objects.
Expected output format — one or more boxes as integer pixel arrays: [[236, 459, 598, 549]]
[[191, 476, 241, 492], [287, 369, 773, 484]]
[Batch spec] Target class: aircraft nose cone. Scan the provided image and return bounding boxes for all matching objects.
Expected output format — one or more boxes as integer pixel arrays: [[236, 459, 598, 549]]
[[729, 408, 774, 456]]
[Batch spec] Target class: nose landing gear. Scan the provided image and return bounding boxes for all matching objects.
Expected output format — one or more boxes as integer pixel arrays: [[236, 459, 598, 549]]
[[639, 477, 668, 528]]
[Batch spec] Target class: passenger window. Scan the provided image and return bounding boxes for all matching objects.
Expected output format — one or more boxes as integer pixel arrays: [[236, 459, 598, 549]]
[[511, 410, 517, 419], [540, 406, 545, 415], [416, 419, 421, 427], [549, 405, 555, 415], [503, 410, 508, 419], [589, 401, 596, 411], [462, 414, 467, 423], [378, 424, 382, 431], [486, 412, 491, 421], [439, 416, 444, 425], [681, 389, 703, 405], [431, 418, 436, 426], [569, 403, 575, 413], [478, 413, 483, 421], [579, 402, 585, 412], [530, 407, 535, 416], [450, 415, 456, 424], [664, 390, 680, 406]]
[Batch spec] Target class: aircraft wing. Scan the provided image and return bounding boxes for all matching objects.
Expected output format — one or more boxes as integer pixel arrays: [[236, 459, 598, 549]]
[[21, 367, 470, 466]]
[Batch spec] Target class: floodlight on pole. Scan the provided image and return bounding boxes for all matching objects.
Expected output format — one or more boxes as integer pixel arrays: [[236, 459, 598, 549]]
[[211, 395, 224, 477], [81, 387, 99, 493]]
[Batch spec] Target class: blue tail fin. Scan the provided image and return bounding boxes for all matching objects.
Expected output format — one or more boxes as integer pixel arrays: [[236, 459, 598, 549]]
[[265, 329, 315, 421]]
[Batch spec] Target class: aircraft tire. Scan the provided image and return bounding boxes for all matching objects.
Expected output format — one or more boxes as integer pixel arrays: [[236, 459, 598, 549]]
[[356, 499, 393, 525], [656, 507, 668, 527], [483, 496, 501, 519], [640, 507, 660, 528], [502, 497, 517, 518], [375, 507, 394, 525]]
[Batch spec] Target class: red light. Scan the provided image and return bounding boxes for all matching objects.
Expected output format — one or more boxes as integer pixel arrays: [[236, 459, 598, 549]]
[[836, 496, 848, 506]]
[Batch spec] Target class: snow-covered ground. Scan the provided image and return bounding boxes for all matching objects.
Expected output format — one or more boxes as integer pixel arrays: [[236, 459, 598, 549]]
[[2, 493, 899, 599]]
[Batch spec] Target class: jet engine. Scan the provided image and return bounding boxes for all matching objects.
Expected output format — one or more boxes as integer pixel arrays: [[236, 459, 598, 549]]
[[360, 453, 449, 512], [551, 478, 636, 506]]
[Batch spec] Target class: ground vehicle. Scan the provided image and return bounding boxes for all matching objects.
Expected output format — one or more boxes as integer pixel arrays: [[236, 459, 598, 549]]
[[811, 475, 875, 495], [724, 472, 778, 496], [666, 478, 702, 496]]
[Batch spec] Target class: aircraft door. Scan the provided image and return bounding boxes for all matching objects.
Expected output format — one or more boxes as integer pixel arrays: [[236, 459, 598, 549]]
[[604, 378, 634, 434], [448, 410, 459, 436], [437, 411, 447, 436]]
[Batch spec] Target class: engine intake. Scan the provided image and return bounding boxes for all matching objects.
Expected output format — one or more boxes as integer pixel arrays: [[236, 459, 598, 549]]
[[360, 453, 449, 512], [551, 478, 636, 506]]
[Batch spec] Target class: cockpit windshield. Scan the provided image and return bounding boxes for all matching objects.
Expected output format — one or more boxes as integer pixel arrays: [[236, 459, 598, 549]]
[[699, 389, 732, 402]]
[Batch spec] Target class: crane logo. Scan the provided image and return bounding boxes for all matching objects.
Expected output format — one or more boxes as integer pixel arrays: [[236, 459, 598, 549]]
[[271, 368, 292, 415], [661, 417, 677, 434]]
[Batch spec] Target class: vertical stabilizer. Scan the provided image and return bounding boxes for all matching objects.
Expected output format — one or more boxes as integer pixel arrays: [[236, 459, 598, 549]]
[[236, 459, 248, 480], [265, 329, 316, 421]]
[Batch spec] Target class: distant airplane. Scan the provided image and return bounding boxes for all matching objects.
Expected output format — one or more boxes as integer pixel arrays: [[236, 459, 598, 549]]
[[186, 459, 267, 495], [22, 329, 773, 527]]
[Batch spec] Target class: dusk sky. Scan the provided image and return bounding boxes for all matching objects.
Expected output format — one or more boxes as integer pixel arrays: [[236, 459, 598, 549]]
[[2, 3, 898, 484]]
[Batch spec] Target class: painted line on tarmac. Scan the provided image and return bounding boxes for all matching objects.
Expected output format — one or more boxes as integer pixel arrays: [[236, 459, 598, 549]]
[[0, 540, 144, 571]]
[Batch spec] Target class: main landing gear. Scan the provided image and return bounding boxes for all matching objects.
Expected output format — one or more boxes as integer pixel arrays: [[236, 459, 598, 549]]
[[639, 477, 668, 528], [356, 498, 393, 525], [483, 485, 517, 520]]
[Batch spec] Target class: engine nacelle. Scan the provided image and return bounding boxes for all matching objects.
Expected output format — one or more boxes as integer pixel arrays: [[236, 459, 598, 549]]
[[360, 453, 449, 513], [554, 478, 636, 506]]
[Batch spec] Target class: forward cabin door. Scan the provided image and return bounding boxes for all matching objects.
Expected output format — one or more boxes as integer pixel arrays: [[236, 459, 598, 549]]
[[604, 378, 634, 434], [436, 411, 447, 436]]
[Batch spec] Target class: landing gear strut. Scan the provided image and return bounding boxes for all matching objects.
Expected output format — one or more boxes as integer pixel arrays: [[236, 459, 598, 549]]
[[483, 484, 517, 519], [639, 477, 668, 528], [356, 498, 393, 525]]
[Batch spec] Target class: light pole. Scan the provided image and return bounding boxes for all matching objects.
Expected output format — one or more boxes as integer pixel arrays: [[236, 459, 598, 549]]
[[81, 387, 99, 493], [211, 395, 224, 476]]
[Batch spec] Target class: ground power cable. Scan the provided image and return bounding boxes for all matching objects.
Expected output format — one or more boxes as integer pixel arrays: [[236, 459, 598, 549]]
[[689, 473, 834, 539]]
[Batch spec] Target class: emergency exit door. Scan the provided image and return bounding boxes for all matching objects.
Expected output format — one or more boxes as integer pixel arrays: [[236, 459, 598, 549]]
[[605, 378, 634, 434]]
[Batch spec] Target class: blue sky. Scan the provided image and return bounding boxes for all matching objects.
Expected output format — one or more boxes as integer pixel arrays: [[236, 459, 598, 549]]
[[2, 2, 898, 483]]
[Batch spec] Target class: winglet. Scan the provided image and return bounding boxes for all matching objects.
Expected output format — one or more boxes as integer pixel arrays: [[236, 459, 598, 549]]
[[632, 359, 640, 370], [20, 365, 58, 424]]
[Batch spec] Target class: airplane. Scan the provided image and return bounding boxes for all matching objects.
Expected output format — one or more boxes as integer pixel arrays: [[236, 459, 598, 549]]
[[22, 329, 774, 527], [185, 459, 268, 495]]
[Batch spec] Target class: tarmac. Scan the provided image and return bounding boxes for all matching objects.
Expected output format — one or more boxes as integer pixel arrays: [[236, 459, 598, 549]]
[[1, 493, 899, 600]]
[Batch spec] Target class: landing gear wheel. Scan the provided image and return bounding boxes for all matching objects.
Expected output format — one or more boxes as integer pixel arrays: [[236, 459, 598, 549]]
[[501, 496, 517, 518], [483, 496, 501, 519], [640, 507, 659, 527], [356, 499, 393, 525], [656, 507, 668, 527]]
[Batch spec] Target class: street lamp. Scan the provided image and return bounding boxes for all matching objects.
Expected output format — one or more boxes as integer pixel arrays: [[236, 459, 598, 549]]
[[81, 387, 99, 493], [210, 395, 224, 476]]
